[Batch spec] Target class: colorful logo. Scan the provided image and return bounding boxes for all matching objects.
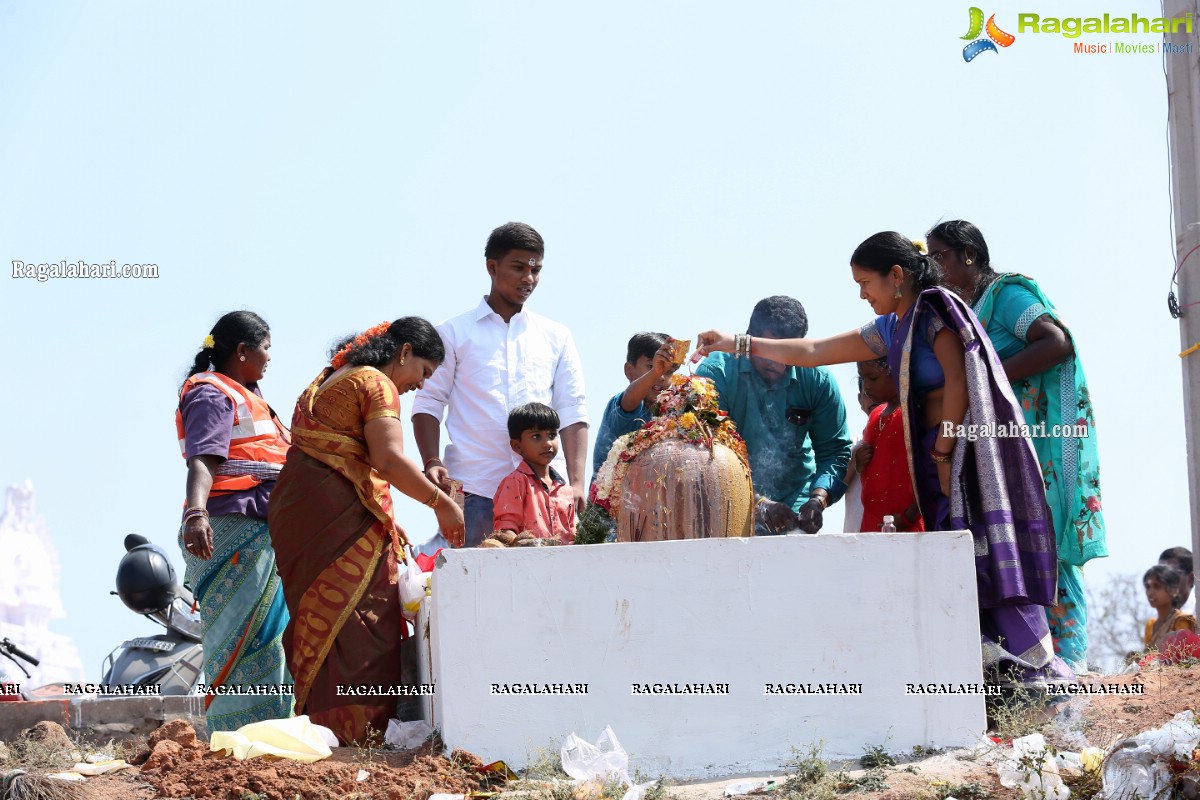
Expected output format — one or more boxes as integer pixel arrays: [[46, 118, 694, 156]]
[[961, 8, 1016, 61]]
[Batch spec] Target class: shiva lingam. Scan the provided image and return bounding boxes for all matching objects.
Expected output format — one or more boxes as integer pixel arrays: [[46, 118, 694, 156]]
[[586, 374, 754, 542]]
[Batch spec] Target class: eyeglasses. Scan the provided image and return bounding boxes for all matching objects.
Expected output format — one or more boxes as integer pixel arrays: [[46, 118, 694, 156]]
[[929, 247, 958, 264]]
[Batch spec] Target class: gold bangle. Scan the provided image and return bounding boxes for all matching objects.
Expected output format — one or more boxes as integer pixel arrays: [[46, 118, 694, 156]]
[[929, 447, 953, 464], [425, 488, 440, 508]]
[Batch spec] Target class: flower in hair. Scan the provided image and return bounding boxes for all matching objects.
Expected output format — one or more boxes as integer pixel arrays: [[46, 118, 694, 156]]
[[331, 320, 393, 369], [911, 238, 928, 255], [202, 334, 215, 349]]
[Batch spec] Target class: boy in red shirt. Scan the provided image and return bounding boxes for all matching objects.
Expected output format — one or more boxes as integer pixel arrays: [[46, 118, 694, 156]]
[[493, 403, 577, 542]]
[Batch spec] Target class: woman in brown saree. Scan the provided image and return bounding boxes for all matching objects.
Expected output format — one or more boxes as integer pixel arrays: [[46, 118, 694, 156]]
[[268, 318, 465, 744]]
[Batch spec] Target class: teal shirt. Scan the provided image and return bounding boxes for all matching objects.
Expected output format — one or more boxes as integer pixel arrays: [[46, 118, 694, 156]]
[[695, 352, 851, 511], [592, 390, 653, 475]]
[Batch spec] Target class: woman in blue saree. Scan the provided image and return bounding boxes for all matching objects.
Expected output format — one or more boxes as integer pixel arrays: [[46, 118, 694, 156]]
[[176, 311, 294, 731], [927, 220, 1106, 675], [697, 231, 1074, 689]]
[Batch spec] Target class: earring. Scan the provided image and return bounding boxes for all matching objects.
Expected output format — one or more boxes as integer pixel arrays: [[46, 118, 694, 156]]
[[400, 357, 406, 366], [239, 355, 246, 362], [894, 285, 902, 299], [966, 259, 973, 265]]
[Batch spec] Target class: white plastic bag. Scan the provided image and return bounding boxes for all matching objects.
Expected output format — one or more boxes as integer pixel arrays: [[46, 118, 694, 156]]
[[561, 726, 656, 800], [398, 545, 429, 621], [385, 718, 433, 750], [1053, 751, 1082, 772], [315, 723, 339, 749], [996, 733, 1069, 800], [1101, 711, 1200, 800], [1134, 710, 1200, 758]]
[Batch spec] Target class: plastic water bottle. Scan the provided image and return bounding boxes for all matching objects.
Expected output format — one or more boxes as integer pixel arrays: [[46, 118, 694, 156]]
[[1102, 740, 1170, 800], [881, 515, 897, 533]]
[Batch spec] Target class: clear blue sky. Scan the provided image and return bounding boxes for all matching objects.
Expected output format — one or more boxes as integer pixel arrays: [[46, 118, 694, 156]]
[[0, 0, 1188, 679]]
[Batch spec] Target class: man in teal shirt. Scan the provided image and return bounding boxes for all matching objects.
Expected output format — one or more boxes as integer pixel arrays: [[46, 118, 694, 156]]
[[696, 296, 851, 534]]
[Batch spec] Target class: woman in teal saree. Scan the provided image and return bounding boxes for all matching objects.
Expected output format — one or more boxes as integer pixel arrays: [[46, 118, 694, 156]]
[[928, 221, 1107, 674]]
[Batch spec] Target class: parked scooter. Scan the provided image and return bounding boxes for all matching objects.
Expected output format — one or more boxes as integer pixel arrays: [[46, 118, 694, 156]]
[[0, 639, 84, 701], [0, 637, 42, 700], [102, 533, 204, 694]]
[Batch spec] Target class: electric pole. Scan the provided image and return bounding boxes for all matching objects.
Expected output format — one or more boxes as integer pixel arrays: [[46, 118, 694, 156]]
[[1164, 0, 1200, 580]]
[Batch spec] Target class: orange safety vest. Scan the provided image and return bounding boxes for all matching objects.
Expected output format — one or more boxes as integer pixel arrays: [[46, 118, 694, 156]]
[[176, 372, 290, 495]]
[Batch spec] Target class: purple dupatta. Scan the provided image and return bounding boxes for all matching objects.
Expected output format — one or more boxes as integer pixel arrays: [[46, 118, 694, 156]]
[[891, 288, 1070, 686]]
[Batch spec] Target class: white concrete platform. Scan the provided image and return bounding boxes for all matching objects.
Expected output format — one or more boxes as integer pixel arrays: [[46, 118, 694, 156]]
[[427, 532, 986, 779]]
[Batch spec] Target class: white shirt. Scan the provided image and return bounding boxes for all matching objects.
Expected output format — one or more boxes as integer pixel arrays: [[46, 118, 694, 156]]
[[411, 296, 589, 499]]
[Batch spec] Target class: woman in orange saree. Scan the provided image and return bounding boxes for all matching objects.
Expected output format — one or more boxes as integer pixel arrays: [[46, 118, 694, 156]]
[[268, 318, 465, 744]]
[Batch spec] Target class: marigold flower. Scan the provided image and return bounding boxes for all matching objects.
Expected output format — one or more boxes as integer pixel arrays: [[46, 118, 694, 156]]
[[331, 320, 393, 368]]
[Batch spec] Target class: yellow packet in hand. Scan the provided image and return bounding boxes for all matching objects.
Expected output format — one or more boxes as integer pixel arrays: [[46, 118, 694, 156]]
[[667, 337, 690, 365]]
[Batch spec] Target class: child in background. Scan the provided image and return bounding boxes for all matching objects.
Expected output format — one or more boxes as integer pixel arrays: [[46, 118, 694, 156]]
[[591, 332, 679, 475], [842, 377, 881, 532], [1159, 547, 1196, 614], [1143, 564, 1197, 651], [855, 358, 923, 532], [493, 403, 577, 543]]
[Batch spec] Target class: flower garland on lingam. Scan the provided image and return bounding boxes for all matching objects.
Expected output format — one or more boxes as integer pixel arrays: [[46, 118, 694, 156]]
[[578, 373, 750, 543]]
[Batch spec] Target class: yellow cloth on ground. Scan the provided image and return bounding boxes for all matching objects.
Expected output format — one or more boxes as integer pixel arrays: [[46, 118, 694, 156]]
[[209, 715, 334, 762]]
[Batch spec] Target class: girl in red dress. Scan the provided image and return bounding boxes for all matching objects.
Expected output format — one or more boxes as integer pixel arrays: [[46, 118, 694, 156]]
[[855, 359, 924, 532]]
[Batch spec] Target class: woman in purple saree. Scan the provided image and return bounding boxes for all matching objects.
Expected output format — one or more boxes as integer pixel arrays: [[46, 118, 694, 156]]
[[697, 231, 1073, 689]]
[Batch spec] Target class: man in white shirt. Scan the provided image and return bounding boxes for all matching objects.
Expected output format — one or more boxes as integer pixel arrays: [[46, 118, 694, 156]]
[[412, 222, 589, 547]]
